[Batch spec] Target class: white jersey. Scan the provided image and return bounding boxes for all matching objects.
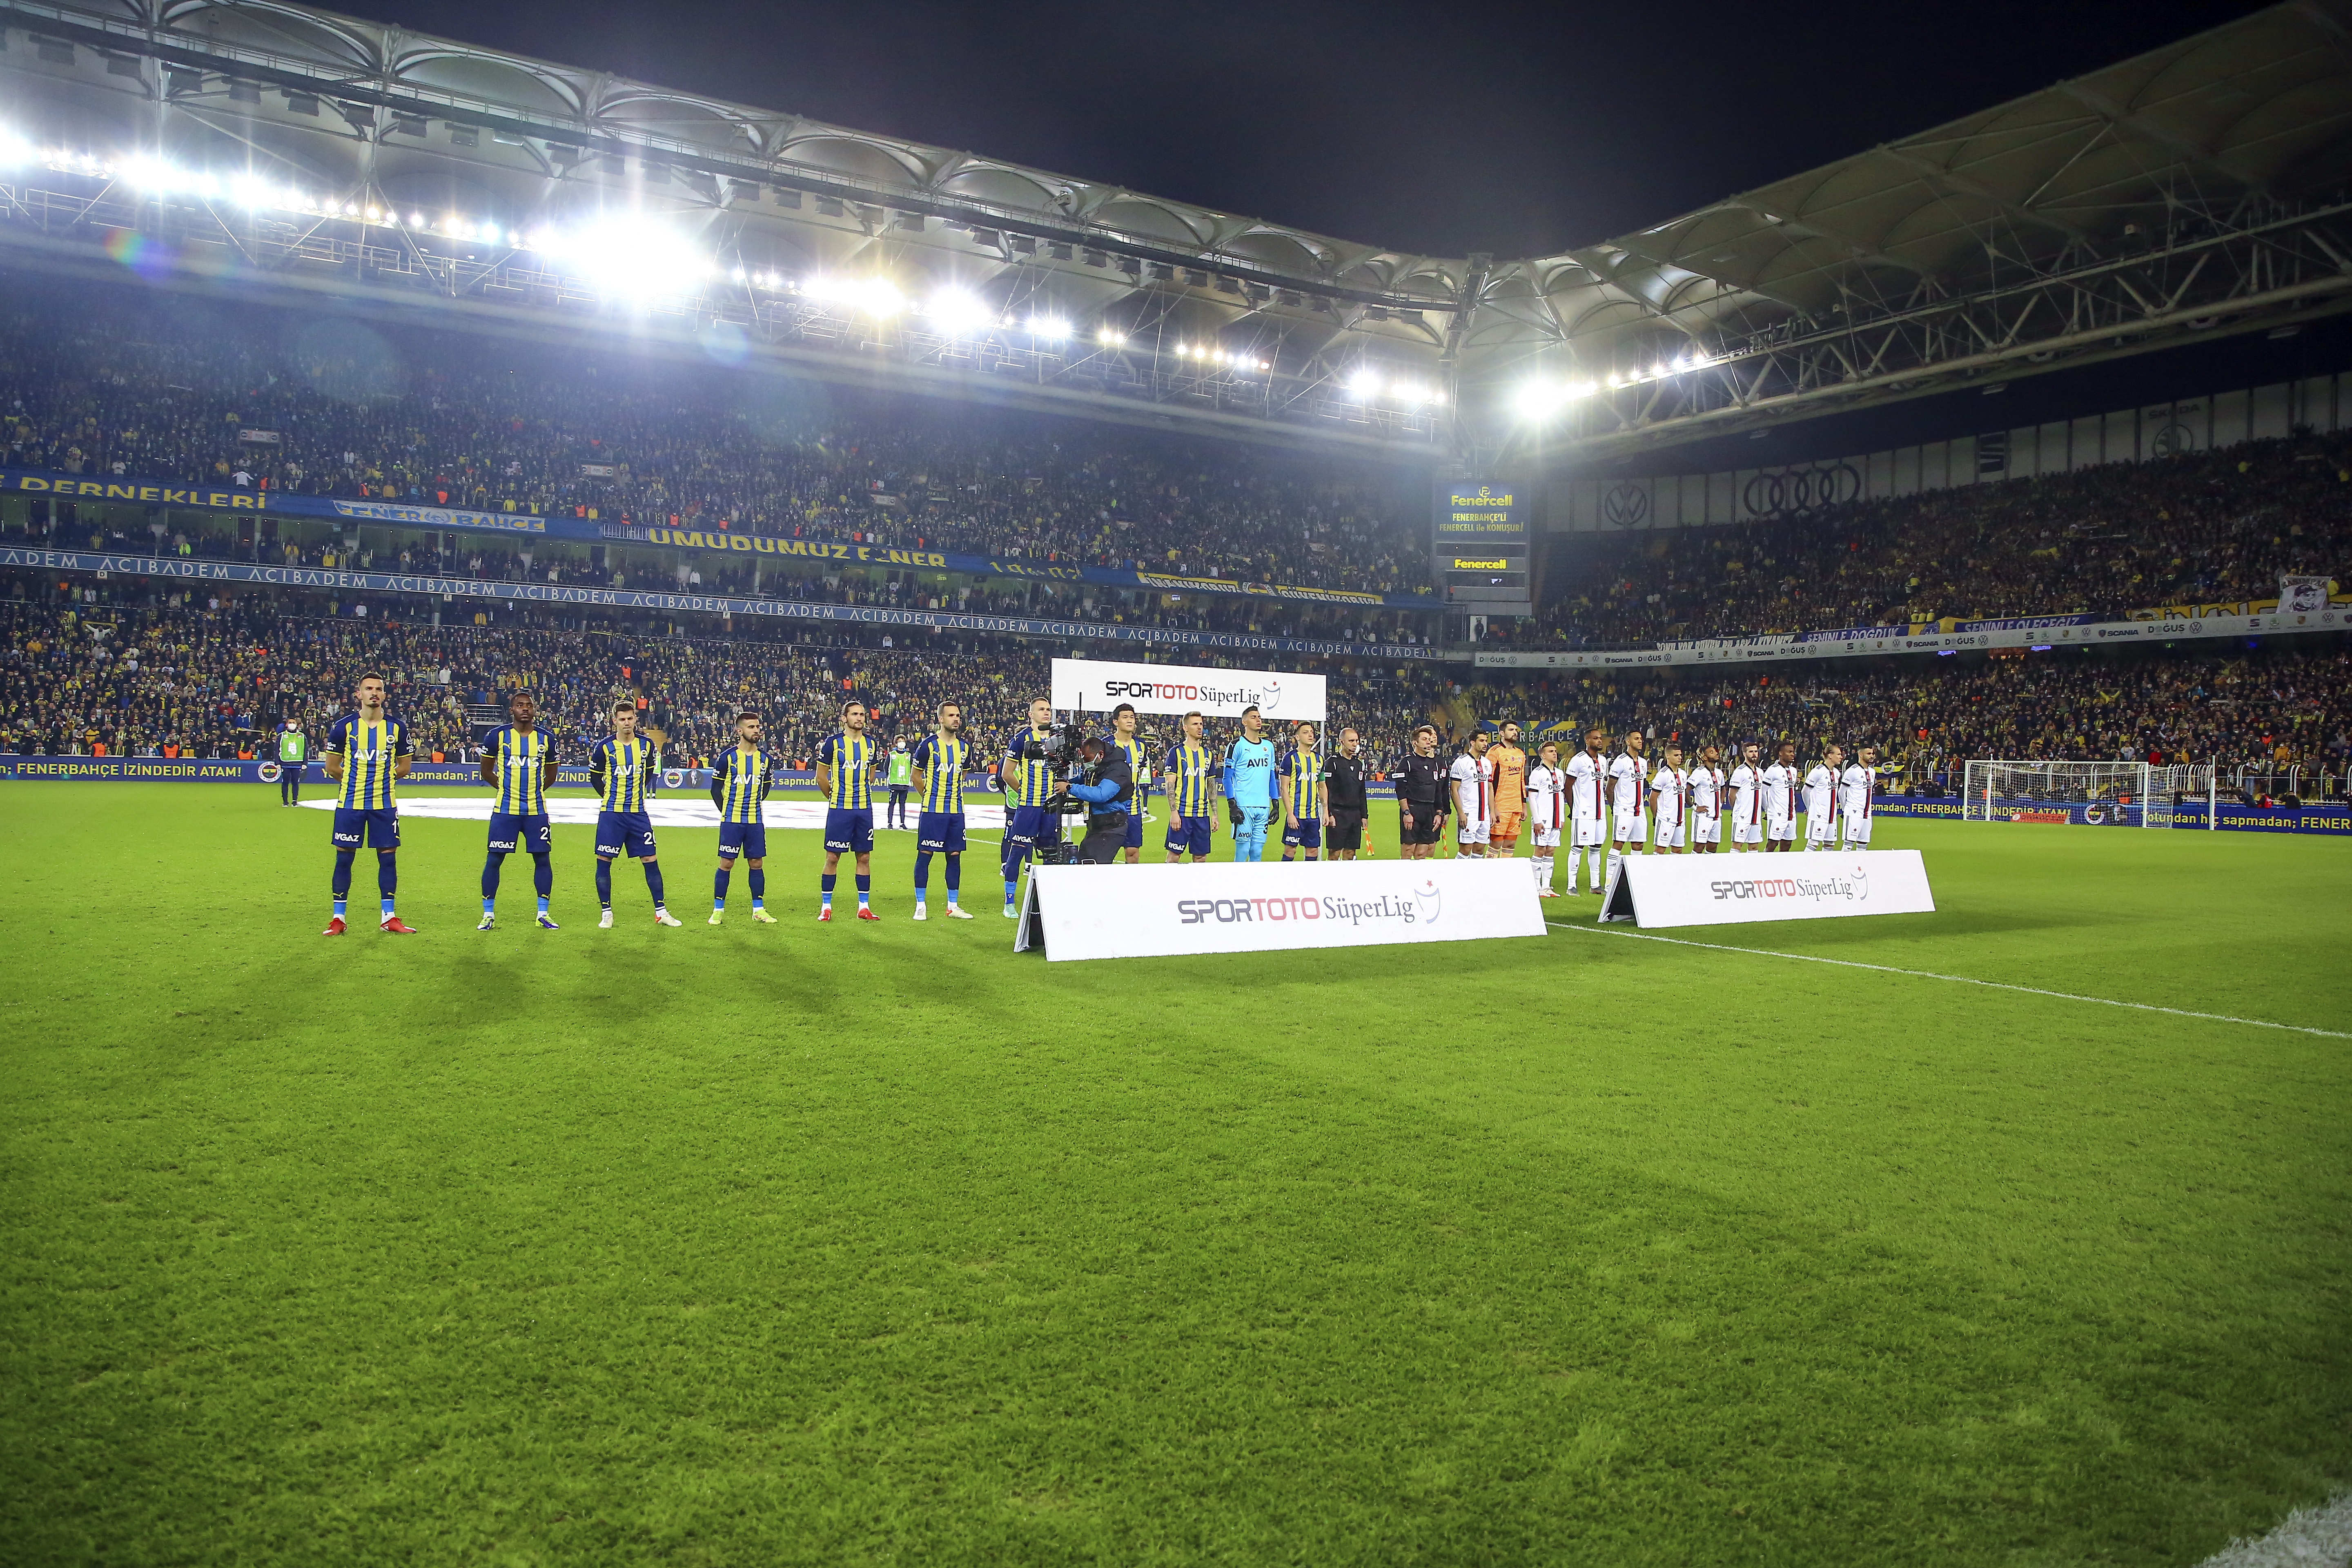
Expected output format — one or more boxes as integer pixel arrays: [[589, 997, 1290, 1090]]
[[1650, 764, 1688, 828], [1448, 753, 1493, 826], [1761, 762, 1800, 822], [1803, 763, 1839, 842], [1608, 751, 1649, 818], [1525, 763, 1568, 837], [1688, 764, 1723, 818], [1729, 763, 1765, 831], [1566, 751, 1610, 822], [1840, 763, 1876, 841]]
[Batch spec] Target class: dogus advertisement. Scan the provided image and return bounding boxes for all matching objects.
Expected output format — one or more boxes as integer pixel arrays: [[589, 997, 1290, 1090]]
[[1022, 858, 1544, 960], [1050, 659, 1327, 723], [1602, 849, 1936, 929]]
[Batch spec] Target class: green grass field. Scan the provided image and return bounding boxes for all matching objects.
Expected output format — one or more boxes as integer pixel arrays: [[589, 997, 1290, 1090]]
[[3, 784, 2347, 1566]]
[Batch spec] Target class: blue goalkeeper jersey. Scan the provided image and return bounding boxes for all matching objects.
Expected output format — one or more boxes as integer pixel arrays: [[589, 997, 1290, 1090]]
[[1224, 735, 1277, 809]]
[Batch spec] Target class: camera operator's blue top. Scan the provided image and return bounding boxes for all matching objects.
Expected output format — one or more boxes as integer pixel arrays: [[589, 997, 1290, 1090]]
[[1067, 776, 1125, 810], [1223, 735, 1278, 808], [1070, 742, 1133, 820]]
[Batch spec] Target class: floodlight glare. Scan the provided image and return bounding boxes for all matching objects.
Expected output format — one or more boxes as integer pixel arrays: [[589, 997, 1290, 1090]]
[[1097, 326, 1128, 346], [0, 126, 32, 167], [1348, 368, 1383, 400], [537, 217, 715, 301], [925, 287, 993, 336], [1026, 315, 1069, 341]]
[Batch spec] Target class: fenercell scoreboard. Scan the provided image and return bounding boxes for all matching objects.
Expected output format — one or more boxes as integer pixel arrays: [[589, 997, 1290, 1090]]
[[1433, 479, 1532, 613]]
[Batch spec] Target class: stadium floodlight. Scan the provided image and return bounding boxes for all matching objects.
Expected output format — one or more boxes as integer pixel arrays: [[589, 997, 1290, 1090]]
[[1097, 326, 1128, 346], [1027, 315, 1069, 341], [536, 217, 715, 301], [805, 275, 906, 316], [0, 126, 31, 167], [924, 287, 994, 336], [1348, 368, 1383, 401]]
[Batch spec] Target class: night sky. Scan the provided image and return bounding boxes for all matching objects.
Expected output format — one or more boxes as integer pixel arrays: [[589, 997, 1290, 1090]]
[[338, 0, 2266, 261]]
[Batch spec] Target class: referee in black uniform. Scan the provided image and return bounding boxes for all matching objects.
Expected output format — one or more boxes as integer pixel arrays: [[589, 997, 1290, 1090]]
[[1396, 723, 1448, 862], [1323, 726, 1370, 860]]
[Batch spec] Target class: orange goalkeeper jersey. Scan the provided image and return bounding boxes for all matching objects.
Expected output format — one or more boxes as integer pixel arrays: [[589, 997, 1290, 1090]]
[[1488, 742, 1528, 817]]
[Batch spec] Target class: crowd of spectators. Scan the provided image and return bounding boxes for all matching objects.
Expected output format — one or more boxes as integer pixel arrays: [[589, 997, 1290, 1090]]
[[6, 581, 2344, 791], [1517, 431, 2352, 646], [2, 506, 1438, 649], [1463, 643, 2352, 788], [0, 587, 1459, 773], [0, 276, 1433, 599]]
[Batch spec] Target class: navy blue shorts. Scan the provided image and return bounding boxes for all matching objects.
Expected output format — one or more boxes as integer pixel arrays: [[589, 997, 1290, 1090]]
[[1123, 810, 1146, 849], [331, 806, 400, 850], [1165, 814, 1212, 858], [596, 809, 657, 860], [1282, 818, 1324, 850], [488, 811, 551, 855], [717, 821, 767, 860], [824, 806, 874, 855], [1007, 804, 1063, 853], [917, 810, 967, 855]]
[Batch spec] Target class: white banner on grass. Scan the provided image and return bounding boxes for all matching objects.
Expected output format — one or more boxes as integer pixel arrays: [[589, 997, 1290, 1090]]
[[1599, 849, 1935, 929], [1018, 858, 1543, 961], [1051, 658, 1325, 722]]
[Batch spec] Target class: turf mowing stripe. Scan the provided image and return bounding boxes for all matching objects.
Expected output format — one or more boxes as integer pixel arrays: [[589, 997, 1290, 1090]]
[[1550, 920, 2352, 1040]]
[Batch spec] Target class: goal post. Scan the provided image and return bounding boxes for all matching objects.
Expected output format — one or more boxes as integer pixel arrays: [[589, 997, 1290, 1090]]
[[1962, 759, 2167, 827]]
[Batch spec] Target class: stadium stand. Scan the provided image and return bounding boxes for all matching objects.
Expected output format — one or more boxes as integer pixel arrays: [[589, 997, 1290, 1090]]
[[1519, 431, 2352, 646], [0, 278, 1434, 601], [7, 588, 2343, 795]]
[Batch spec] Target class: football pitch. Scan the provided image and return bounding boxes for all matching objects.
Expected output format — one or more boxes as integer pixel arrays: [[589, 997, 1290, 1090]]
[[3, 784, 2346, 1567]]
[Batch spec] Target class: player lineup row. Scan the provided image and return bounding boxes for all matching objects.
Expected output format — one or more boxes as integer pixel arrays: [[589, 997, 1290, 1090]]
[[305, 676, 1886, 932]]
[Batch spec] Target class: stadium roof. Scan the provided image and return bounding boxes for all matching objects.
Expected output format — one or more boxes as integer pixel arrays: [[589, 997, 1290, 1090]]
[[2, 0, 2350, 462]]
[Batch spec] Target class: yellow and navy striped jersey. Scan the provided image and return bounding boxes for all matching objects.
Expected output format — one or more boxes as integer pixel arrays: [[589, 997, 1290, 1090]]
[[327, 713, 408, 809], [711, 745, 772, 824], [1164, 739, 1214, 815], [1282, 746, 1322, 819], [1008, 726, 1056, 808], [1113, 735, 1152, 812], [912, 734, 967, 814], [818, 732, 875, 808], [489, 725, 553, 815], [590, 735, 658, 812]]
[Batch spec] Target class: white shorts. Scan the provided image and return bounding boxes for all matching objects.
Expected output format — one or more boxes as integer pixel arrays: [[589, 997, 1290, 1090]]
[[1806, 816, 1838, 845], [1457, 818, 1490, 846], [1654, 817, 1686, 849], [1532, 822, 1562, 849], [1572, 813, 1608, 848], [1613, 812, 1647, 844], [1733, 817, 1764, 845], [1767, 815, 1797, 842], [1693, 815, 1722, 844], [1842, 819, 1874, 846]]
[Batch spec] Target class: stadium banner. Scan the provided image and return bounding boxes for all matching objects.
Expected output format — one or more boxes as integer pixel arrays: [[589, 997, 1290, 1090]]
[[1015, 858, 1545, 962], [1597, 849, 1936, 929], [1476, 599, 2351, 670], [0, 548, 1438, 662], [0, 465, 1441, 610], [1049, 659, 1327, 722]]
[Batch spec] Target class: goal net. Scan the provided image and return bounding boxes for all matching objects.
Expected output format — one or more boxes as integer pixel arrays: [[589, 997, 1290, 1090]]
[[1962, 760, 2166, 827]]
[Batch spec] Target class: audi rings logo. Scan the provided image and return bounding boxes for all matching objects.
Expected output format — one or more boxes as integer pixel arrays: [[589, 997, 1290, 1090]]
[[1742, 464, 1861, 520], [1601, 483, 1652, 529]]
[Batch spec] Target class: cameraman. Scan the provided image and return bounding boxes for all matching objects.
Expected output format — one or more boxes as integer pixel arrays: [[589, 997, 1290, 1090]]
[[1065, 709, 1138, 865]]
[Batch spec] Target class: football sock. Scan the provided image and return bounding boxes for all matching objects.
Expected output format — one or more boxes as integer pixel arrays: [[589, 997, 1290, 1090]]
[[481, 853, 503, 904], [713, 865, 731, 909], [1004, 878, 1018, 906], [821, 872, 835, 910], [595, 859, 613, 910], [378, 852, 397, 917], [913, 849, 933, 897], [944, 858, 960, 901], [1587, 847, 1604, 888], [644, 862, 666, 909], [855, 873, 870, 909], [332, 849, 355, 917], [531, 853, 553, 901], [1533, 855, 1551, 889], [748, 868, 765, 910]]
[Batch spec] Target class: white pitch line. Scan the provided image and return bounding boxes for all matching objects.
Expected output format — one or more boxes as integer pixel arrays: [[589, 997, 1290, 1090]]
[[1550, 920, 2352, 1041], [2194, 1491, 2352, 1568]]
